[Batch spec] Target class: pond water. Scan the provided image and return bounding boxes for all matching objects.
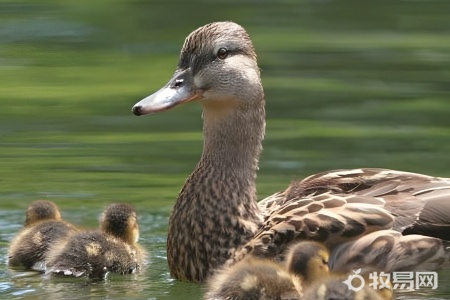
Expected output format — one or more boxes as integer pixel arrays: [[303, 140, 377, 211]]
[[1, 0, 450, 299]]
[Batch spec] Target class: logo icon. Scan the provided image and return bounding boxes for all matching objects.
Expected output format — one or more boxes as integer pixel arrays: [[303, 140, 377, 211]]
[[342, 268, 365, 292]]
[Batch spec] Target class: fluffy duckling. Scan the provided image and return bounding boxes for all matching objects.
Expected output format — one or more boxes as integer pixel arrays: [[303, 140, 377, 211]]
[[45, 203, 146, 278], [205, 241, 330, 300], [287, 241, 393, 300], [8, 200, 78, 270], [204, 257, 301, 300]]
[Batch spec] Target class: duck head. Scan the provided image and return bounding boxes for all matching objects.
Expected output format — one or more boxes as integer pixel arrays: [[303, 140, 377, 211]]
[[285, 241, 330, 284], [132, 21, 263, 116], [100, 203, 139, 245], [25, 200, 62, 226]]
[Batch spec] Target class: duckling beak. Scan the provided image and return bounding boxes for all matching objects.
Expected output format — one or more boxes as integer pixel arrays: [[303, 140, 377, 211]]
[[132, 68, 201, 116]]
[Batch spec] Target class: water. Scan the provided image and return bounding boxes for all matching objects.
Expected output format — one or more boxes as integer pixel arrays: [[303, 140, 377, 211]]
[[1, 0, 450, 299]]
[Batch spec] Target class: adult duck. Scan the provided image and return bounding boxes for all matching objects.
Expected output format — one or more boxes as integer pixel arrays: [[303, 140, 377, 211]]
[[132, 21, 450, 282]]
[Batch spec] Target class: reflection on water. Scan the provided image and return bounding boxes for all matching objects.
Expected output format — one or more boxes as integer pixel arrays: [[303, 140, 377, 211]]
[[1, 0, 450, 299]]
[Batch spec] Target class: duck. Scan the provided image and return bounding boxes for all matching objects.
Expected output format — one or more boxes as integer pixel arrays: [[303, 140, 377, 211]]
[[286, 239, 394, 300], [131, 21, 450, 282], [45, 203, 146, 278], [7, 200, 79, 271], [206, 240, 394, 300]]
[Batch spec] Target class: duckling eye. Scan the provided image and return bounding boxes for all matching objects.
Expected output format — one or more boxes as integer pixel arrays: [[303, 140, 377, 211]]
[[217, 47, 228, 59]]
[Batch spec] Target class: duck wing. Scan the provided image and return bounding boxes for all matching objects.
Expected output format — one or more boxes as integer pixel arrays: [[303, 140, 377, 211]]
[[329, 229, 450, 273], [265, 168, 450, 240], [235, 193, 394, 262], [246, 168, 450, 263]]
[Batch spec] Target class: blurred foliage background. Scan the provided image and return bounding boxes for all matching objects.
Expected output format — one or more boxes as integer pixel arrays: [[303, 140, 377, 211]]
[[1, 0, 450, 299]]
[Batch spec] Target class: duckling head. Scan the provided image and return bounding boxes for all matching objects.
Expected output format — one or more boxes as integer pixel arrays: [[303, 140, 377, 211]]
[[132, 21, 263, 116], [25, 200, 62, 226], [285, 241, 330, 285], [99, 203, 139, 245]]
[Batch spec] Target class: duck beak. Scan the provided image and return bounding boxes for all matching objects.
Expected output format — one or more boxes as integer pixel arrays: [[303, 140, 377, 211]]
[[132, 68, 201, 116]]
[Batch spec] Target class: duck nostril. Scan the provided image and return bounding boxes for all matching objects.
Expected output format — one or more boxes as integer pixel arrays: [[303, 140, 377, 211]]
[[132, 105, 142, 116]]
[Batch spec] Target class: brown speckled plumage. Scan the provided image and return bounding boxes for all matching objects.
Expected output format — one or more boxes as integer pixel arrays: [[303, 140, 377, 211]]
[[45, 203, 146, 278], [8, 200, 78, 270], [329, 229, 449, 273], [167, 158, 263, 281], [132, 21, 450, 283]]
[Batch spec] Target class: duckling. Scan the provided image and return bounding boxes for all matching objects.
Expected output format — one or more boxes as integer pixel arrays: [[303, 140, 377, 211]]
[[204, 257, 302, 300], [7, 200, 78, 270], [132, 21, 450, 282], [287, 240, 394, 300], [45, 203, 146, 278], [205, 241, 331, 300]]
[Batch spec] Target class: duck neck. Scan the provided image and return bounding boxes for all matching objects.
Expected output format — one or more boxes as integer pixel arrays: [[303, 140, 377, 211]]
[[167, 91, 266, 282], [202, 99, 265, 179]]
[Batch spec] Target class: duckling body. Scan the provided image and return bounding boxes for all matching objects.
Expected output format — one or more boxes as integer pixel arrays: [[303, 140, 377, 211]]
[[8, 200, 78, 270], [45, 231, 142, 278], [45, 203, 145, 278], [132, 22, 450, 282], [204, 258, 301, 300]]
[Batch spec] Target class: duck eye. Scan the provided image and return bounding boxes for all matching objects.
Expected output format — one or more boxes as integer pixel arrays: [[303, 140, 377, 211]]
[[217, 47, 228, 59]]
